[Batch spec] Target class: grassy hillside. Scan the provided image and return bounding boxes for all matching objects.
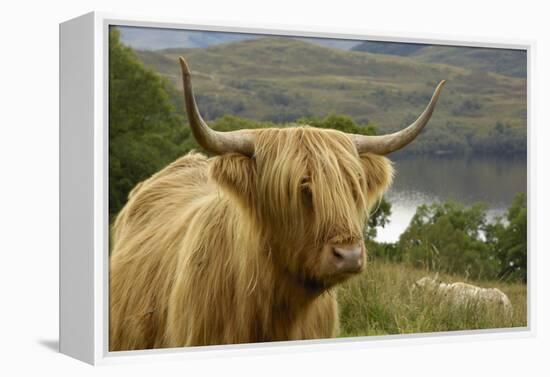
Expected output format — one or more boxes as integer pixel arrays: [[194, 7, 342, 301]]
[[352, 40, 427, 56], [352, 41, 527, 78], [133, 37, 526, 155], [338, 259, 527, 337], [411, 46, 527, 78]]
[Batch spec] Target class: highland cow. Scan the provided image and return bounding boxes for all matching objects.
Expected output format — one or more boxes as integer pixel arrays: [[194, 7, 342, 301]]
[[109, 57, 445, 351]]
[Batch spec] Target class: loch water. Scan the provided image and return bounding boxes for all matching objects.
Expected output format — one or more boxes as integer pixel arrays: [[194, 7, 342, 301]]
[[376, 155, 528, 243]]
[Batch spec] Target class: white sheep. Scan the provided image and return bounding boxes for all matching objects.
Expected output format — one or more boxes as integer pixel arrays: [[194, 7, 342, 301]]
[[413, 275, 513, 315]]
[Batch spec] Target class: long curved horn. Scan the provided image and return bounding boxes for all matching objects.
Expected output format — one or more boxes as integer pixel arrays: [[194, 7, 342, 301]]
[[179, 57, 255, 156], [352, 80, 446, 155]]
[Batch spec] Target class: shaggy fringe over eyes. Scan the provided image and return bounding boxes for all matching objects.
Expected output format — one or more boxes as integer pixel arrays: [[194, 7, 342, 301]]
[[254, 127, 374, 244]]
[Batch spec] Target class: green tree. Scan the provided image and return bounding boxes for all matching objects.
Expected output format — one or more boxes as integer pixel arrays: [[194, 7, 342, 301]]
[[486, 193, 527, 282], [109, 28, 187, 216], [397, 201, 499, 279]]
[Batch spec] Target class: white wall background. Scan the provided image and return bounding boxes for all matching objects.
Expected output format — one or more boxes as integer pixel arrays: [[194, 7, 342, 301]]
[[0, 0, 548, 375]]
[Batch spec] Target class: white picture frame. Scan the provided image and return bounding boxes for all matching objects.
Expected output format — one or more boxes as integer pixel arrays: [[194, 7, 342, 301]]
[[59, 11, 535, 365]]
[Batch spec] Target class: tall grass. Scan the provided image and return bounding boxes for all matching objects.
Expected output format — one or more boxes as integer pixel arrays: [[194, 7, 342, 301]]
[[337, 259, 527, 337]]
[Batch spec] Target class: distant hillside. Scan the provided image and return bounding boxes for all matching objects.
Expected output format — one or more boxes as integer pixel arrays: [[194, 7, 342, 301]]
[[352, 40, 428, 56], [132, 37, 527, 156], [300, 37, 360, 50], [352, 40, 527, 79], [411, 46, 527, 78]]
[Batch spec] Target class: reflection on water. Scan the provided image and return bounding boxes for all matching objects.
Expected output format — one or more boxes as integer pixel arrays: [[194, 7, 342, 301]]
[[376, 156, 527, 243]]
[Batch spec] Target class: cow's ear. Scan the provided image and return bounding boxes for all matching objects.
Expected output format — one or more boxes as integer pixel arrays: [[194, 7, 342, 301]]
[[209, 153, 256, 205], [359, 153, 394, 209]]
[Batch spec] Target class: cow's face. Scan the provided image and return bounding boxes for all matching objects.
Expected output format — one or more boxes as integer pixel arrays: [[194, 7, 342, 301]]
[[210, 127, 393, 291], [179, 56, 442, 291]]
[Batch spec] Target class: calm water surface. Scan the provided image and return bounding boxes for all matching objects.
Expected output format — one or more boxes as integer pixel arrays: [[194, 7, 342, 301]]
[[376, 156, 527, 243]]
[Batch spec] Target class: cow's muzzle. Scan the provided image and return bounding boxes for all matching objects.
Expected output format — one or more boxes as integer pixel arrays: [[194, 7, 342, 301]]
[[328, 242, 365, 274]]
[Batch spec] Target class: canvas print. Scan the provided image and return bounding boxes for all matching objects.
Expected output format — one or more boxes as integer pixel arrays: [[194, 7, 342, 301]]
[[108, 25, 527, 351]]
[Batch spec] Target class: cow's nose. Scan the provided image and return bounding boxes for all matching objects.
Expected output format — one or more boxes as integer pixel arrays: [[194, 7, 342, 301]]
[[330, 242, 364, 273]]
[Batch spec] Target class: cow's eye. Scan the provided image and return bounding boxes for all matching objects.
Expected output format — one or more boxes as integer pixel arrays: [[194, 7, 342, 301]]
[[300, 177, 313, 201]]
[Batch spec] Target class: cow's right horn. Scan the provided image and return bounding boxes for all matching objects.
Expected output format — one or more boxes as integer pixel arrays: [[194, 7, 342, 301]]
[[179, 57, 255, 156], [351, 80, 445, 155]]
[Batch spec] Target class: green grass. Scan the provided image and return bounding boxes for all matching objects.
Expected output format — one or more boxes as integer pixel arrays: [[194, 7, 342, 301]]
[[337, 259, 527, 337]]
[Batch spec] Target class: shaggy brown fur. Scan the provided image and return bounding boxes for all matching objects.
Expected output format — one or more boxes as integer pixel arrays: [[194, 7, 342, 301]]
[[109, 126, 393, 351]]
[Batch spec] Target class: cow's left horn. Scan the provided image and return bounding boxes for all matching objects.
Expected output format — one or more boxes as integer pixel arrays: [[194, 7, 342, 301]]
[[352, 80, 446, 155], [179, 57, 255, 156]]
